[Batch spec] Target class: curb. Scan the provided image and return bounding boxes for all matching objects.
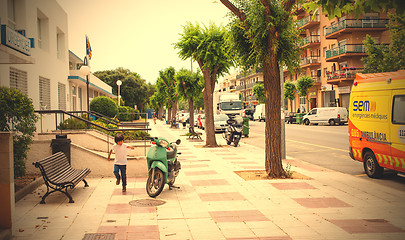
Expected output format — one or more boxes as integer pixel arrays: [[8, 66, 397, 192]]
[[15, 177, 43, 203]]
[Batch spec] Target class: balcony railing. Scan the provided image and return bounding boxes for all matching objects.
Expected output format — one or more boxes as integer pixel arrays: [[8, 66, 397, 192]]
[[325, 19, 389, 36], [311, 76, 321, 83], [297, 14, 320, 28], [300, 56, 320, 66], [326, 44, 365, 59], [243, 95, 257, 102], [299, 35, 320, 47], [326, 69, 363, 80]]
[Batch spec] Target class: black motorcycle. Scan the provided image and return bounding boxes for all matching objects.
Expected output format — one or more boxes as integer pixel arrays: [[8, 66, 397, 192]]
[[222, 116, 242, 147]]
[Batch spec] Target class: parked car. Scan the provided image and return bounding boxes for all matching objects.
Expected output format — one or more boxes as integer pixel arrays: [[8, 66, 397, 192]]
[[253, 104, 265, 121], [214, 114, 229, 132], [303, 107, 348, 126], [286, 112, 297, 124]]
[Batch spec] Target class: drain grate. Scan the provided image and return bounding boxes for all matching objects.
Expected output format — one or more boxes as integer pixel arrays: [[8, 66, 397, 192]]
[[129, 199, 166, 207], [82, 233, 115, 240]]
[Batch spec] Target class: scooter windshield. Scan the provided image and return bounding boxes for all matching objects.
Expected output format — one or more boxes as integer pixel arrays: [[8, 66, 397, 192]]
[[158, 139, 169, 148]]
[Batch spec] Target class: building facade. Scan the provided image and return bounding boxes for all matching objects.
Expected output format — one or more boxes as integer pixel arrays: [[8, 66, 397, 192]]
[[0, 0, 114, 132], [284, 6, 391, 112]]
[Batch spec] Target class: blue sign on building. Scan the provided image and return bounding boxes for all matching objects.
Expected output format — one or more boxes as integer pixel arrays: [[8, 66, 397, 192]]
[[1, 25, 31, 56]]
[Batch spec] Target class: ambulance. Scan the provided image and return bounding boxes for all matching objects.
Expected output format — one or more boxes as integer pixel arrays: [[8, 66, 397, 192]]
[[349, 70, 405, 178]]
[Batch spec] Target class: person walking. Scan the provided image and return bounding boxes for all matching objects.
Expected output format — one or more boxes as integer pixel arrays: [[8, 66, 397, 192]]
[[107, 133, 134, 192], [181, 114, 186, 129]]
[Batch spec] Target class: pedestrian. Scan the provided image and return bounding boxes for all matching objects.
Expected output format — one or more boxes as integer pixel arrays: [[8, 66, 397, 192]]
[[297, 108, 300, 113], [152, 112, 157, 124], [107, 133, 134, 192], [181, 114, 186, 129]]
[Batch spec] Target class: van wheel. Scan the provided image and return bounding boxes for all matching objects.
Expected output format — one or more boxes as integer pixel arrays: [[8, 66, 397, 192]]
[[363, 151, 383, 178], [304, 119, 310, 125], [329, 119, 335, 126]]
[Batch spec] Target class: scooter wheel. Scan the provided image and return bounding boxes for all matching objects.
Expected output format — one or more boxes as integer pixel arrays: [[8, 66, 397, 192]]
[[146, 168, 165, 198]]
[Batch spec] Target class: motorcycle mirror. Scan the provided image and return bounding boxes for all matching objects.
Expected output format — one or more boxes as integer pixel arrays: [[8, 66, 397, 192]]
[[176, 139, 181, 145]]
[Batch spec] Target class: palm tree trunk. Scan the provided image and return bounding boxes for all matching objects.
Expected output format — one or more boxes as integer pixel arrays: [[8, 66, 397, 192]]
[[189, 100, 194, 131], [203, 73, 218, 147], [263, 55, 287, 178]]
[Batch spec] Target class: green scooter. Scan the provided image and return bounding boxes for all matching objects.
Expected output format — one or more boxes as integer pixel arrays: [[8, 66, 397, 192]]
[[146, 137, 181, 198]]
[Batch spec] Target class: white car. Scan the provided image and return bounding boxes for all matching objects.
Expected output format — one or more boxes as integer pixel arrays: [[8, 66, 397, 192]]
[[214, 114, 229, 132], [303, 107, 348, 125]]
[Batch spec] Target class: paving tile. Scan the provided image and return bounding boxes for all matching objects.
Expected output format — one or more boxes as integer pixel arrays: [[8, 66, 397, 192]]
[[210, 210, 269, 222], [105, 203, 156, 214], [231, 161, 258, 164], [223, 157, 247, 160], [199, 192, 246, 201], [190, 179, 230, 186], [226, 237, 292, 240], [293, 197, 352, 208], [181, 164, 209, 168], [271, 182, 317, 190], [329, 219, 405, 234], [184, 170, 218, 176]]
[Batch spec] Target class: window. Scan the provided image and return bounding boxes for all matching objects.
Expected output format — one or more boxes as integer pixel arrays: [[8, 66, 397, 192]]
[[56, 27, 65, 59], [78, 87, 82, 110], [392, 95, 405, 124], [10, 67, 28, 95], [37, 9, 49, 50], [39, 76, 51, 110], [58, 83, 66, 111], [71, 86, 76, 111], [8, 0, 16, 29]]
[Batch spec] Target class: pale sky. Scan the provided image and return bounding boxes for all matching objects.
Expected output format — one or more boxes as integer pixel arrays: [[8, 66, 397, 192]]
[[56, 0, 232, 84]]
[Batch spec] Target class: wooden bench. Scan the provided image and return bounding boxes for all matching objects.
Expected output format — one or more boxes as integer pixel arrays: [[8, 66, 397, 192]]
[[188, 127, 202, 140], [33, 152, 91, 204]]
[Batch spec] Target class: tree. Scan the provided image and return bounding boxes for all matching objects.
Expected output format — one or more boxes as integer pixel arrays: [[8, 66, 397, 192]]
[[0, 87, 38, 177], [175, 22, 234, 147], [309, 0, 405, 19], [296, 76, 314, 111], [176, 69, 204, 130], [93, 68, 150, 111], [90, 96, 118, 118], [362, 14, 405, 73], [221, 0, 301, 177], [158, 67, 178, 121], [284, 81, 296, 110], [252, 82, 265, 103]]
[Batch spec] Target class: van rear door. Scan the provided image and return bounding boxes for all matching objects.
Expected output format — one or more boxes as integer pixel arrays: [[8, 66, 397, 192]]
[[391, 93, 405, 172]]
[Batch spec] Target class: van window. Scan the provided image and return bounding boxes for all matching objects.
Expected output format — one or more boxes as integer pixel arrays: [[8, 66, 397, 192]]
[[392, 95, 405, 124], [310, 109, 317, 115]]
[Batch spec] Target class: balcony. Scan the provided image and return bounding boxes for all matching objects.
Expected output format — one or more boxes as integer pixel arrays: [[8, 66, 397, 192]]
[[300, 56, 320, 67], [236, 85, 245, 91], [0, 24, 35, 64], [311, 76, 321, 85], [294, 3, 305, 15], [325, 19, 389, 39], [243, 95, 257, 102], [326, 68, 363, 84], [299, 35, 320, 48], [297, 14, 320, 29], [325, 44, 367, 62]]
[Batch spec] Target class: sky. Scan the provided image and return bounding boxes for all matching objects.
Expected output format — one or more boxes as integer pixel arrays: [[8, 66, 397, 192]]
[[56, 0, 232, 84]]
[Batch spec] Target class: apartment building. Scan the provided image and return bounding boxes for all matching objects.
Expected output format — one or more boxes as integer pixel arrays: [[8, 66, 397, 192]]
[[284, 6, 391, 112], [0, 0, 115, 132], [0, 0, 69, 131], [217, 69, 264, 109]]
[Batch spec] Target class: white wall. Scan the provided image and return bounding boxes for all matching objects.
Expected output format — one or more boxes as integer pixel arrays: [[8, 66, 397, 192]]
[[0, 0, 69, 132]]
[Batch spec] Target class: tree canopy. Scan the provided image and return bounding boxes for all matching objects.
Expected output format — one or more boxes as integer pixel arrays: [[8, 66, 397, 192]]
[[252, 82, 265, 104], [174, 22, 233, 147]]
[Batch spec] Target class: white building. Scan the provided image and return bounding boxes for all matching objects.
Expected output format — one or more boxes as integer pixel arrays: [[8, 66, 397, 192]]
[[0, 0, 114, 132]]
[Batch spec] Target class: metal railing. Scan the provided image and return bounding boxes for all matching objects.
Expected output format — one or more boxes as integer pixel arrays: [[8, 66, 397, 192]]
[[325, 19, 389, 36], [299, 35, 320, 47], [297, 14, 320, 28], [300, 56, 320, 65], [326, 68, 363, 80], [326, 44, 365, 59], [35, 109, 151, 155]]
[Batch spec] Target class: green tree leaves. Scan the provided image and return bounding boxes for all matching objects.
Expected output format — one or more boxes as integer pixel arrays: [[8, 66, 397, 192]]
[[252, 82, 265, 103]]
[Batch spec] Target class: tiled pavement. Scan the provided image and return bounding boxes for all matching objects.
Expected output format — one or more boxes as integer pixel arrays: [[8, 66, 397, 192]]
[[12, 120, 405, 240]]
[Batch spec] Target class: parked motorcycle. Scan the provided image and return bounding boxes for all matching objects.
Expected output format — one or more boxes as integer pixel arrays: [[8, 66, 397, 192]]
[[222, 117, 242, 147], [146, 137, 181, 198]]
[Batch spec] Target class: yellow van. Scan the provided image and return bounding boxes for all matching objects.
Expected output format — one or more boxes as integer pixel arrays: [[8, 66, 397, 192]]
[[349, 70, 405, 178]]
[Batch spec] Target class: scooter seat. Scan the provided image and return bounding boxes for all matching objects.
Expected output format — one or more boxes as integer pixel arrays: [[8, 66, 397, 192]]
[[166, 145, 177, 159]]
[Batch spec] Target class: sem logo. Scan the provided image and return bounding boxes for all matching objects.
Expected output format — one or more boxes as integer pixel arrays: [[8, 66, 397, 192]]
[[353, 100, 376, 112]]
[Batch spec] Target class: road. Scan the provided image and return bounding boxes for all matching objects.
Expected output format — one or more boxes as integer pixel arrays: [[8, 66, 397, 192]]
[[239, 120, 405, 191]]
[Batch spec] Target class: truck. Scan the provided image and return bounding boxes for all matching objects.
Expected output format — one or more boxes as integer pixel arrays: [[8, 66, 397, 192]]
[[348, 70, 405, 178], [213, 92, 243, 116]]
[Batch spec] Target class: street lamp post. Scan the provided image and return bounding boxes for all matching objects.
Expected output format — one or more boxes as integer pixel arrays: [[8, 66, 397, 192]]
[[80, 56, 91, 128], [116, 80, 122, 106]]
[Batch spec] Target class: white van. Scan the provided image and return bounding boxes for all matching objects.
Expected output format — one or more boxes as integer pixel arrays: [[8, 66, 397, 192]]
[[302, 107, 348, 125], [253, 104, 265, 121]]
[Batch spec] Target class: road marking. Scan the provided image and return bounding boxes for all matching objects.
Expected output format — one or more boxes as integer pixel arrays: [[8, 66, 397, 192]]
[[286, 139, 347, 152], [355, 174, 367, 177]]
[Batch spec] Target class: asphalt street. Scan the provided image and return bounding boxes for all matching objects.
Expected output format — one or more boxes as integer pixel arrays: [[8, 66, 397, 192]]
[[238, 120, 405, 192]]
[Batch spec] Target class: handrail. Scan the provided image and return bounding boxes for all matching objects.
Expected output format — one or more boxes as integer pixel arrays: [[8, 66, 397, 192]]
[[35, 110, 151, 133], [35, 109, 151, 157], [69, 110, 119, 126]]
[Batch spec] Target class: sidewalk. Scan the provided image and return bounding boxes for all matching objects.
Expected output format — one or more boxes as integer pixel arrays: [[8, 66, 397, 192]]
[[12, 120, 405, 240]]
